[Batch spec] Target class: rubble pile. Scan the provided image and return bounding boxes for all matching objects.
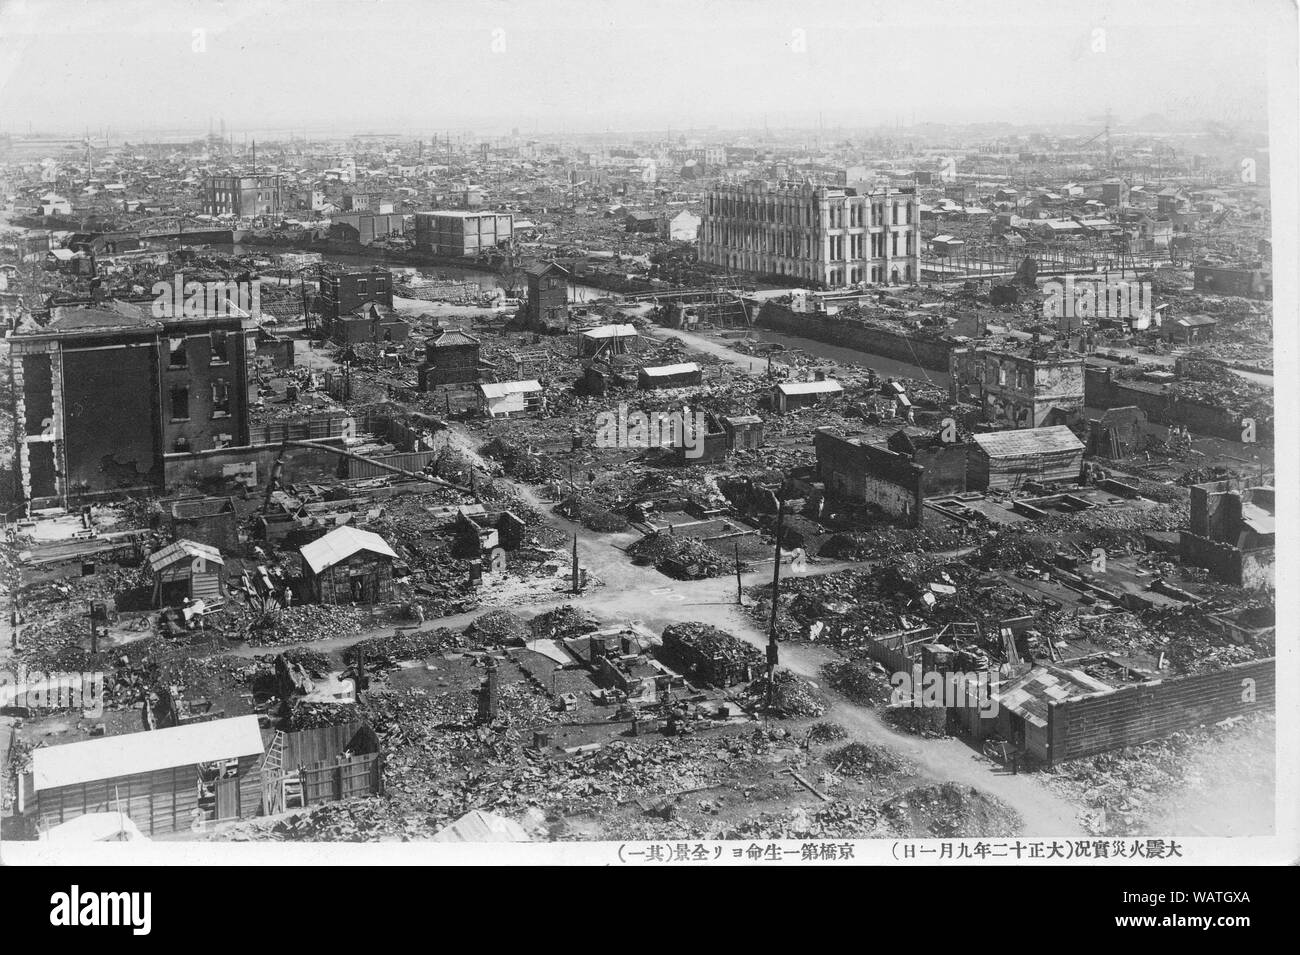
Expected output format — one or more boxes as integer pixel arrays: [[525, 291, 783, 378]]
[[344, 627, 460, 668], [465, 610, 529, 645], [659, 622, 763, 687], [742, 668, 827, 717], [827, 741, 913, 778], [255, 797, 441, 842], [240, 604, 373, 647], [821, 659, 894, 707], [14, 565, 152, 669], [626, 532, 736, 578], [479, 437, 563, 484], [1047, 713, 1274, 836], [819, 525, 967, 561], [806, 721, 849, 743], [876, 783, 1021, 838], [529, 604, 599, 640], [554, 496, 630, 533]]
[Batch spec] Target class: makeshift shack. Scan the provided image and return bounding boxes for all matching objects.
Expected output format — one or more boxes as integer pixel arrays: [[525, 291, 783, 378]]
[[578, 323, 639, 358], [22, 715, 266, 836], [772, 379, 843, 413], [638, 362, 702, 389], [969, 426, 1085, 491], [477, 379, 543, 418], [148, 539, 226, 608], [721, 414, 764, 451], [300, 526, 399, 604]]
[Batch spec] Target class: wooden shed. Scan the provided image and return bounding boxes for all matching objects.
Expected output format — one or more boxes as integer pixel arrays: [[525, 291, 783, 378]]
[[259, 721, 382, 815], [772, 379, 843, 413], [721, 414, 764, 451], [969, 426, 1085, 491], [23, 716, 266, 837], [299, 525, 399, 604], [148, 539, 226, 608], [638, 362, 702, 390]]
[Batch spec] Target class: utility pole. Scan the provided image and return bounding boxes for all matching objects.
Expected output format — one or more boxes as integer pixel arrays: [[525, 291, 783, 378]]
[[734, 542, 744, 604], [765, 496, 785, 709], [571, 533, 580, 594]]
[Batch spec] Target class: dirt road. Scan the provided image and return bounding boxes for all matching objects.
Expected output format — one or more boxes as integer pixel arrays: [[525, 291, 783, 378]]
[[228, 421, 1084, 834]]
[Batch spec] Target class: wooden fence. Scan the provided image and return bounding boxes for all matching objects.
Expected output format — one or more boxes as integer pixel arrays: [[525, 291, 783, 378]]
[[260, 722, 382, 815]]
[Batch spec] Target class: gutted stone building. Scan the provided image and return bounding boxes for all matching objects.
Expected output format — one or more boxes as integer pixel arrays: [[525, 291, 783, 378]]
[[950, 344, 1084, 429], [698, 179, 921, 288]]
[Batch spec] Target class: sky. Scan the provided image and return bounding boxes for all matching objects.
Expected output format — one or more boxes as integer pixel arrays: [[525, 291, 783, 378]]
[[0, 0, 1289, 137]]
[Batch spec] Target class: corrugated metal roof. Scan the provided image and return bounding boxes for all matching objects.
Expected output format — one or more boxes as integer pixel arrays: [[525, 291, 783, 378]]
[[477, 379, 542, 400], [148, 539, 224, 572], [994, 667, 1111, 729], [300, 526, 399, 574], [640, 362, 700, 377], [32, 716, 264, 792], [777, 379, 843, 396], [581, 323, 638, 339], [972, 426, 1084, 458]]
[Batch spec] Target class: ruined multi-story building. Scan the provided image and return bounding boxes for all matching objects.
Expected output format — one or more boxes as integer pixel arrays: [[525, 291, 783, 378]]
[[8, 303, 251, 505], [698, 180, 921, 288], [320, 267, 394, 323], [202, 173, 284, 217], [525, 261, 570, 332], [950, 344, 1085, 429], [1180, 480, 1275, 589], [413, 211, 513, 257]]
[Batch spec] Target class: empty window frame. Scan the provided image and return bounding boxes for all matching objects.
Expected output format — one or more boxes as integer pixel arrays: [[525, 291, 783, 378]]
[[171, 385, 190, 421]]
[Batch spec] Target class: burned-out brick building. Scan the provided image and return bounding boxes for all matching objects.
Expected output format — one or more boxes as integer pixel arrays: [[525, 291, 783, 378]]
[[320, 268, 394, 326], [8, 303, 251, 506], [813, 427, 926, 526], [419, 328, 482, 389], [525, 262, 570, 332], [1192, 264, 1271, 300], [1179, 480, 1274, 589], [330, 301, 410, 346], [202, 173, 284, 217], [414, 211, 513, 257], [950, 344, 1084, 430]]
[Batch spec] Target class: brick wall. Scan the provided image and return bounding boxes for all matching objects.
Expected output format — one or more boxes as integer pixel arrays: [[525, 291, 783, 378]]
[[757, 301, 953, 371], [815, 430, 925, 526], [1046, 657, 1274, 765]]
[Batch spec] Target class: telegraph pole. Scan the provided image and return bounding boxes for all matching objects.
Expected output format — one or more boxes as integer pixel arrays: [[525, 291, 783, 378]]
[[734, 542, 743, 604], [571, 533, 580, 594]]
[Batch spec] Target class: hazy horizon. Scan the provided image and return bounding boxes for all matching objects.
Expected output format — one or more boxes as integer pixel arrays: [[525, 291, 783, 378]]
[[0, 0, 1288, 138]]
